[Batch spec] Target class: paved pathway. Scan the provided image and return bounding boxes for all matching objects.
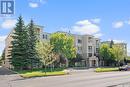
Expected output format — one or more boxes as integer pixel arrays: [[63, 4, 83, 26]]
[[0, 66, 15, 75]]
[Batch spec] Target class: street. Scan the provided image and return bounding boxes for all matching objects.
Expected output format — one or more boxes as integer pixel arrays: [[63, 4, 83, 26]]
[[1, 67, 130, 87]]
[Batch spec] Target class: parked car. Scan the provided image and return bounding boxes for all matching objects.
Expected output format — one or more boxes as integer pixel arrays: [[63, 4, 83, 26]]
[[119, 65, 130, 71]]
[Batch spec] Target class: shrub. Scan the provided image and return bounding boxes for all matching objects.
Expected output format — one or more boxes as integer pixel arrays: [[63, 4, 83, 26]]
[[95, 68, 119, 72]]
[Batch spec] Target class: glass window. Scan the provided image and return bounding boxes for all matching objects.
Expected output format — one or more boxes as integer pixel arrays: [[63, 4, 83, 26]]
[[88, 53, 92, 57], [78, 39, 82, 43], [43, 34, 45, 39], [88, 46, 92, 52], [96, 48, 99, 53], [46, 35, 47, 39]]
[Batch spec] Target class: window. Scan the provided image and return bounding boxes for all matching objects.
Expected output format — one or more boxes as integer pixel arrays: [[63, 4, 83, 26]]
[[46, 35, 47, 39], [78, 39, 82, 43], [43, 34, 48, 39], [88, 53, 92, 57], [96, 48, 99, 53], [96, 40, 99, 47], [88, 37, 92, 40], [88, 46, 92, 52], [43, 34, 45, 39], [96, 40, 98, 43], [88, 37, 92, 43]]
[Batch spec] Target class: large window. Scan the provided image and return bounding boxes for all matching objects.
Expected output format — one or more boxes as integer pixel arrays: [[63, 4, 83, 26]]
[[43, 34, 45, 39], [88, 53, 92, 57], [88, 37, 92, 43], [96, 48, 99, 53], [43, 34, 48, 39], [78, 39, 82, 44], [46, 35, 48, 39], [96, 40, 99, 47], [88, 46, 92, 52]]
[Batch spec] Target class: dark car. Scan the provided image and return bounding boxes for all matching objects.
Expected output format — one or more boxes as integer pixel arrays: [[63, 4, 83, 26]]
[[119, 65, 130, 71]]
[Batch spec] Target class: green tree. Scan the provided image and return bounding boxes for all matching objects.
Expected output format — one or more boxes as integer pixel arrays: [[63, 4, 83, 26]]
[[50, 32, 76, 59], [99, 44, 114, 66], [26, 20, 39, 69], [11, 16, 28, 70], [110, 40, 114, 48], [36, 40, 58, 74], [0, 50, 5, 65], [112, 45, 125, 64], [1, 49, 5, 60]]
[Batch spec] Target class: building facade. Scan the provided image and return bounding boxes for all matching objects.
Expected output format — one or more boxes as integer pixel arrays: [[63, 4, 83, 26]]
[[2, 30, 14, 69], [73, 34, 100, 67], [2, 26, 100, 68], [42, 32, 100, 68]]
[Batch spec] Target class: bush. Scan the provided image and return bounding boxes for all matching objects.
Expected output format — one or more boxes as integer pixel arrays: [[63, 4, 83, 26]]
[[95, 68, 119, 72], [16, 68, 67, 78], [20, 71, 66, 78]]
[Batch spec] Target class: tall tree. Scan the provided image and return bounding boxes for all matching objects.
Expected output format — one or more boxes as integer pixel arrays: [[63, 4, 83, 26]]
[[27, 20, 39, 69], [50, 32, 76, 59], [112, 45, 125, 63], [99, 44, 114, 66], [11, 16, 28, 70], [36, 40, 58, 74], [110, 40, 114, 48]]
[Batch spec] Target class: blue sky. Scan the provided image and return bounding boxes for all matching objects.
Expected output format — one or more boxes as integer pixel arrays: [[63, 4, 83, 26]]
[[0, 0, 130, 56]]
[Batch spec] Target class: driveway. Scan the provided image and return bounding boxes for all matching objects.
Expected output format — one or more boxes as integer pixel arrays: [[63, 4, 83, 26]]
[[0, 66, 22, 87], [0, 66, 15, 75]]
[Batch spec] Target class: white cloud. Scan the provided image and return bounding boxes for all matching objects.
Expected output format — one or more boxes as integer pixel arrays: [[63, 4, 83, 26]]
[[72, 20, 101, 35], [91, 18, 101, 24], [0, 35, 7, 55], [94, 33, 103, 38], [28, 0, 47, 8], [29, 2, 39, 8], [1, 19, 17, 29], [113, 21, 124, 28]]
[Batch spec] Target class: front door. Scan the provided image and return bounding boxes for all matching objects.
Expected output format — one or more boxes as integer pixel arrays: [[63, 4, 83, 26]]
[[92, 60, 96, 67]]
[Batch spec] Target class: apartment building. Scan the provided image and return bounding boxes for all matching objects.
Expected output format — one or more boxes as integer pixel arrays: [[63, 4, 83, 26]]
[[2, 24, 100, 68], [2, 30, 14, 69], [42, 32, 100, 68], [73, 34, 100, 67], [42, 32, 51, 41]]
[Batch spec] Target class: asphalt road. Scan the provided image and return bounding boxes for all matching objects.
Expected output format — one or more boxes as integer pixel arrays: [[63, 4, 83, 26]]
[[1, 67, 130, 87]]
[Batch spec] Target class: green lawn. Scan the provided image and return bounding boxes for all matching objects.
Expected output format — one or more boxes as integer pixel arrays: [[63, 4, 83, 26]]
[[95, 67, 119, 72], [16, 68, 67, 78]]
